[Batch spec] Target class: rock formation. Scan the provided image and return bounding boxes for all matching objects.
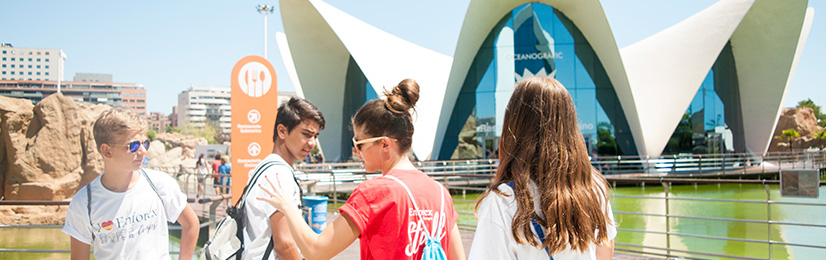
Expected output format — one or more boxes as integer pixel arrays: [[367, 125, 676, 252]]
[[0, 94, 109, 225], [768, 107, 825, 152], [155, 132, 207, 159], [0, 94, 215, 225], [1, 93, 108, 201]]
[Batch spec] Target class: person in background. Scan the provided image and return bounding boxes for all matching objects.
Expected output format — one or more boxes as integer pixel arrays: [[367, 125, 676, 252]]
[[212, 154, 223, 196], [195, 154, 209, 199], [218, 156, 232, 202], [468, 77, 616, 260], [257, 79, 465, 260], [241, 97, 326, 260], [62, 107, 199, 259]]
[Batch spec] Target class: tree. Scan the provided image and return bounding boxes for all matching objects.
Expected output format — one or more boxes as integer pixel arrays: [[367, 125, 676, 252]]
[[597, 122, 619, 155], [814, 130, 826, 149], [147, 128, 157, 141], [165, 125, 180, 133], [665, 112, 694, 154], [776, 129, 800, 152], [179, 120, 218, 144], [797, 99, 826, 128]]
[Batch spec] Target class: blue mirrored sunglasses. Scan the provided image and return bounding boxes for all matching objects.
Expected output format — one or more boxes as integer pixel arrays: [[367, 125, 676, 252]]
[[126, 139, 150, 153]]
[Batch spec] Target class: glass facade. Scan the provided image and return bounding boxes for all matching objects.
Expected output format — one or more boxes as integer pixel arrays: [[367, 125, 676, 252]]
[[439, 3, 637, 160], [663, 42, 743, 155], [340, 56, 379, 160]]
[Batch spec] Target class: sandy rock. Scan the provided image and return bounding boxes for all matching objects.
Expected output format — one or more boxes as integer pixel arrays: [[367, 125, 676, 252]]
[[769, 107, 825, 152], [0, 95, 35, 199], [1, 94, 105, 201], [147, 147, 184, 171], [0, 206, 68, 225], [147, 140, 166, 158]]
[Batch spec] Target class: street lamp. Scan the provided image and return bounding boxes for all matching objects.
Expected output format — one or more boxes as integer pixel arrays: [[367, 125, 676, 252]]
[[257, 4, 275, 59]]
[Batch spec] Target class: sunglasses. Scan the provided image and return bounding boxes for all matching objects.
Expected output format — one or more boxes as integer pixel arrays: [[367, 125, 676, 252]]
[[352, 136, 396, 152], [121, 139, 150, 153]]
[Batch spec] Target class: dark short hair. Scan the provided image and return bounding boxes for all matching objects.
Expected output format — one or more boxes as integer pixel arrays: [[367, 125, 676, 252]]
[[273, 97, 326, 142]]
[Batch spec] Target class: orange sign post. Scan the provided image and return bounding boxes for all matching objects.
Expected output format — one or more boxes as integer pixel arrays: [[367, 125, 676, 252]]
[[230, 55, 277, 205]]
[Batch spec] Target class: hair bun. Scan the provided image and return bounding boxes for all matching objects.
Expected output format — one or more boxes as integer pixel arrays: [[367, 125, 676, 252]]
[[384, 78, 419, 114]]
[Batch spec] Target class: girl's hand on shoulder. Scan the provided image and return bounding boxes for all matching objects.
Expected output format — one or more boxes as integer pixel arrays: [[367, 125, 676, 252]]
[[256, 175, 295, 211]]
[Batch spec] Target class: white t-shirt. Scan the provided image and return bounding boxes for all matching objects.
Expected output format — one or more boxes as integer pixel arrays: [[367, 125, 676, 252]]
[[469, 179, 617, 260], [62, 169, 188, 260], [242, 153, 302, 260]]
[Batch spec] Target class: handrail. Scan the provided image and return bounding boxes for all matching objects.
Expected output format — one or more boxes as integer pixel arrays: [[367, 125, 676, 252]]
[[3, 150, 824, 259]]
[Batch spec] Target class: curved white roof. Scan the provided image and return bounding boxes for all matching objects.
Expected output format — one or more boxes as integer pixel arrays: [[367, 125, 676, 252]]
[[279, 0, 814, 160], [431, 0, 640, 159], [279, 0, 452, 160]]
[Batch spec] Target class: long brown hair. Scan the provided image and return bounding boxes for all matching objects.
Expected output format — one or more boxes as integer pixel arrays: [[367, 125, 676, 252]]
[[476, 77, 612, 254], [352, 78, 419, 153]]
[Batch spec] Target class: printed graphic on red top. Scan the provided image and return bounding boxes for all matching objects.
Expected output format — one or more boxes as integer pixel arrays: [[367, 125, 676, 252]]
[[338, 169, 457, 260]]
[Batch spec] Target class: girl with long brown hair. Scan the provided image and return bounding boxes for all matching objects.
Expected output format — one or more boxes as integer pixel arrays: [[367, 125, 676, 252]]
[[468, 77, 616, 260]]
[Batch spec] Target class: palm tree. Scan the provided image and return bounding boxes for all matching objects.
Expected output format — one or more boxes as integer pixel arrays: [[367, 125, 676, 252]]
[[813, 130, 826, 149], [776, 129, 800, 152]]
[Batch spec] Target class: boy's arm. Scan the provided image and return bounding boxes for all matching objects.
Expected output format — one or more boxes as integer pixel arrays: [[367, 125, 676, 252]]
[[270, 211, 301, 259], [177, 204, 200, 260], [70, 237, 90, 260]]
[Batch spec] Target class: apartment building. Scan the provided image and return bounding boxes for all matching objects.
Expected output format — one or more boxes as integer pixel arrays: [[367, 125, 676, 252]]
[[0, 43, 65, 82], [177, 86, 231, 136]]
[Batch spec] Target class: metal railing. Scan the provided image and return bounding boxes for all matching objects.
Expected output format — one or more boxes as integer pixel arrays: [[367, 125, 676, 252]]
[[2, 150, 824, 258], [594, 150, 826, 175], [291, 152, 826, 259], [606, 177, 826, 260]]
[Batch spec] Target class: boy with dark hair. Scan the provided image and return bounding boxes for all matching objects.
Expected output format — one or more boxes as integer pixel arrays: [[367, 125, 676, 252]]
[[242, 97, 326, 260], [63, 107, 199, 259]]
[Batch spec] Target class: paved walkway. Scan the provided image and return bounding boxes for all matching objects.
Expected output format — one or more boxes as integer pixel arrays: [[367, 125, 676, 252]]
[[325, 212, 661, 260]]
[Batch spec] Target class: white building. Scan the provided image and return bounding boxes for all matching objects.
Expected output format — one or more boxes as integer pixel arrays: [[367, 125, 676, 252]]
[[278, 0, 814, 162], [177, 86, 232, 136], [0, 43, 66, 82]]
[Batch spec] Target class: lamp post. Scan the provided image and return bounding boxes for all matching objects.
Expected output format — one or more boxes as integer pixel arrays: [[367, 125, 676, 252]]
[[257, 5, 274, 59]]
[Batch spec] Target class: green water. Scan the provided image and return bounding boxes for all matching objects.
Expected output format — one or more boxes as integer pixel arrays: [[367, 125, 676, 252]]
[[4, 183, 826, 259], [0, 228, 192, 260], [450, 183, 826, 259]]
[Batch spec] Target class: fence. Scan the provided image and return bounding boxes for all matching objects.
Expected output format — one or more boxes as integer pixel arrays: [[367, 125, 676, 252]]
[[2, 150, 824, 258]]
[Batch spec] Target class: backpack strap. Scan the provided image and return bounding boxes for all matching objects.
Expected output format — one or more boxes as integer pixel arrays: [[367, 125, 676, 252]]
[[384, 175, 445, 241], [86, 170, 169, 242], [140, 169, 172, 224], [236, 161, 278, 209], [273, 161, 304, 208], [505, 181, 553, 258], [86, 182, 95, 242], [257, 161, 302, 260], [229, 160, 279, 260]]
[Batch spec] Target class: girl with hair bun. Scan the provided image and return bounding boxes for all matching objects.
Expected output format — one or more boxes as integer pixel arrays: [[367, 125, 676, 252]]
[[258, 79, 465, 260]]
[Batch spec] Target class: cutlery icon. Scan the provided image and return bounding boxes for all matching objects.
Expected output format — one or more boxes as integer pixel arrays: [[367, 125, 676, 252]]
[[251, 69, 259, 96]]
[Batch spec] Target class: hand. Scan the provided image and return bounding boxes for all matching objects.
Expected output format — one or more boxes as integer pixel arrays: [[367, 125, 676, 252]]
[[257, 175, 297, 213]]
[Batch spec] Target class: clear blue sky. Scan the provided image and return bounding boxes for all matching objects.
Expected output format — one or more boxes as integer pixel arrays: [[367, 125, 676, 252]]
[[1, 0, 821, 114]]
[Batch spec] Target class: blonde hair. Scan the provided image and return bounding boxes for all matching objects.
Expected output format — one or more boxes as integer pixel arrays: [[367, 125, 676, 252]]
[[93, 107, 147, 153]]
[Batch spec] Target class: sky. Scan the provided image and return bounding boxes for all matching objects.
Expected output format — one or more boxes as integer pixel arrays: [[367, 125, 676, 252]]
[[1, 0, 822, 114]]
